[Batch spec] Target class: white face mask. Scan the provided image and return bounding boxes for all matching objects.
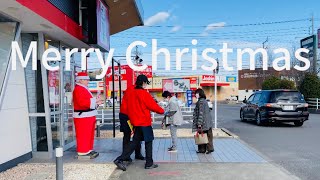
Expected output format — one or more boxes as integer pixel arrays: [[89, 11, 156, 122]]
[[143, 83, 147, 89], [196, 93, 200, 99]]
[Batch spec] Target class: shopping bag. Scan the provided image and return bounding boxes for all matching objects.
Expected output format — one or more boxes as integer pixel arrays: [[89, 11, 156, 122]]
[[127, 120, 133, 132], [194, 131, 209, 145]]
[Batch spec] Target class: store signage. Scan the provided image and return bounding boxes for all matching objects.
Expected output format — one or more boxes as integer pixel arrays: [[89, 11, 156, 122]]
[[48, 71, 59, 105], [186, 90, 193, 107], [226, 76, 237, 82], [162, 79, 173, 92], [98, 81, 104, 87], [300, 35, 316, 71], [134, 65, 153, 79], [202, 75, 215, 81], [88, 82, 97, 89], [162, 79, 190, 92], [190, 77, 197, 84], [87, 0, 110, 52], [96, 0, 110, 51]]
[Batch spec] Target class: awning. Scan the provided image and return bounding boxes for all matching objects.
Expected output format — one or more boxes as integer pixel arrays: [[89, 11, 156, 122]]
[[105, 0, 144, 35], [200, 83, 230, 87], [147, 88, 162, 92]]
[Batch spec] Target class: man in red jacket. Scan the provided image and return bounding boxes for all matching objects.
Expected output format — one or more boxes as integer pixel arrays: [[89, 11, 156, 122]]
[[114, 75, 164, 171], [119, 85, 144, 162], [73, 72, 103, 159]]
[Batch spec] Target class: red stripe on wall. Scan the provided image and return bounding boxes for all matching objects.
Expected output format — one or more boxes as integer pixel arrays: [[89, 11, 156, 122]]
[[17, 0, 82, 39]]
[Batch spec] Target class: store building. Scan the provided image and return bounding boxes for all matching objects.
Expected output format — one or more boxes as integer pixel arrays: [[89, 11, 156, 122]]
[[149, 75, 238, 103], [0, 0, 143, 172], [88, 66, 238, 104], [238, 68, 301, 101]]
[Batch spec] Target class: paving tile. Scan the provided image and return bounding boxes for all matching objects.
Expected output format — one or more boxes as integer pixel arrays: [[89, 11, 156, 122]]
[[60, 138, 266, 164]]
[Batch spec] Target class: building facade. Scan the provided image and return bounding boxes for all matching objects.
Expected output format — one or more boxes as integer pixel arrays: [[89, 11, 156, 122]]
[[0, 0, 143, 172]]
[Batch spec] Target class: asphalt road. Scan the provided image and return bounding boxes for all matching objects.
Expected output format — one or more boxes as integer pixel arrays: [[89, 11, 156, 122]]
[[216, 104, 320, 180]]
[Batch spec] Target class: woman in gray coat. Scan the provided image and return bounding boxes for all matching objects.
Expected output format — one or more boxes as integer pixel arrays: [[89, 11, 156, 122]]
[[192, 88, 214, 154], [162, 91, 183, 152]]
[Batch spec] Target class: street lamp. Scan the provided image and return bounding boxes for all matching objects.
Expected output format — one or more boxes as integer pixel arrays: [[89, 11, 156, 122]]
[[213, 60, 219, 129]]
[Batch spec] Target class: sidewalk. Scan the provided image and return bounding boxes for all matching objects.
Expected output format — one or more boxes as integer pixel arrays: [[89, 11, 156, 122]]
[[0, 132, 299, 180]]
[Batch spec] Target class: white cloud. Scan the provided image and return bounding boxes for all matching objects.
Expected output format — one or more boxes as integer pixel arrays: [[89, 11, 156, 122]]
[[145, 12, 170, 26], [171, 25, 182, 32], [201, 22, 226, 36]]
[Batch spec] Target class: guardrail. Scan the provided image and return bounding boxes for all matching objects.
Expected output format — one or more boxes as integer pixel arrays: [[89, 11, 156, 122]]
[[66, 106, 195, 125], [306, 98, 319, 110]]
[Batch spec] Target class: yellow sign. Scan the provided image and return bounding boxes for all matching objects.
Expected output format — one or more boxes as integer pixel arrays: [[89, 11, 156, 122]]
[[107, 90, 111, 97]]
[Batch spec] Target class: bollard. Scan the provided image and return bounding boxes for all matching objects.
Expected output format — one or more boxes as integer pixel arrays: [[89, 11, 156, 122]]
[[56, 147, 63, 180], [96, 120, 101, 137]]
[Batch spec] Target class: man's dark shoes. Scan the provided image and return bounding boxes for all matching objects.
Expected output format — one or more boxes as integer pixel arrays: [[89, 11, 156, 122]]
[[135, 154, 145, 160], [145, 164, 159, 169], [123, 158, 133, 164], [196, 151, 205, 153], [206, 150, 214, 154], [114, 159, 126, 171]]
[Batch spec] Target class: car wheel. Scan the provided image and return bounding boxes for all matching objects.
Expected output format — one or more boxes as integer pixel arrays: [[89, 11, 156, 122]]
[[240, 110, 246, 122], [294, 121, 304, 127], [255, 112, 263, 126]]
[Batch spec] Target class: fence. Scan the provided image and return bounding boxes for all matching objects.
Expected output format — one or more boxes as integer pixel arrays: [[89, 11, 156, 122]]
[[94, 106, 195, 125], [306, 98, 319, 110]]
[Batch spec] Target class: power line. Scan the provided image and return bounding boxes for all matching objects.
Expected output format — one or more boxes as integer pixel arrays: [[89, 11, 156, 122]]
[[116, 27, 308, 35], [141, 18, 310, 28]]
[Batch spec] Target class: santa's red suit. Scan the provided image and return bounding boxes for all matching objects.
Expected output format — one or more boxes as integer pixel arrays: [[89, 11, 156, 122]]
[[73, 72, 97, 155]]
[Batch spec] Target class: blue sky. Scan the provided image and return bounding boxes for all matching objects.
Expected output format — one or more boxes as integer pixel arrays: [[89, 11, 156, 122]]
[[90, 0, 320, 76]]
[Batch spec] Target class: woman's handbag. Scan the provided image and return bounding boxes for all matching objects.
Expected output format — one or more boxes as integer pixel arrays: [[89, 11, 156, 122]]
[[194, 131, 209, 145]]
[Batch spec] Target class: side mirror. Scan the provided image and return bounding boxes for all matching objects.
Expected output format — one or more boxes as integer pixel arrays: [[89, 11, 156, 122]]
[[243, 99, 247, 104]]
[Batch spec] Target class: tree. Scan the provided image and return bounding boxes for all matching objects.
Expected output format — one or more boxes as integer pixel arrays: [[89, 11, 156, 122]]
[[262, 76, 281, 90], [262, 76, 296, 90], [278, 79, 295, 89], [299, 73, 320, 98]]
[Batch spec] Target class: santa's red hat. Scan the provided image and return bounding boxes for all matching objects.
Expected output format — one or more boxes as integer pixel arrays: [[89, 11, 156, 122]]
[[76, 72, 90, 80]]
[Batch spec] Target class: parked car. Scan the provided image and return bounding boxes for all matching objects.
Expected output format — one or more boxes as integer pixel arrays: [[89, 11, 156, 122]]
[[206, 99, 213, 110], [240, 90, 309, 126]]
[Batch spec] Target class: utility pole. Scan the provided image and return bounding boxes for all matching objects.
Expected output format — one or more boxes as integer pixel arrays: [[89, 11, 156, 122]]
[[213, 60, 219, 129], [260, 37, 268, 88], [311, 13, 314, 35], [311, 13, 318, 73]]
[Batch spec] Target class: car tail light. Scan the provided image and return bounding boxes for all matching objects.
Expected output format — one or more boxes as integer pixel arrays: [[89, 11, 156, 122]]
[[265, 103, 273, 107]]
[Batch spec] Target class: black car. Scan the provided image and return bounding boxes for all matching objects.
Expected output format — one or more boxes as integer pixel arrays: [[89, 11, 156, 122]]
[[240, 90, 309, 126]]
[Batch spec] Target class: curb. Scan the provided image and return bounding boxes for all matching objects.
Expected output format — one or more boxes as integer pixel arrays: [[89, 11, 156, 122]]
[[221, 128, 239, 138], [309, 109, 320, 114]]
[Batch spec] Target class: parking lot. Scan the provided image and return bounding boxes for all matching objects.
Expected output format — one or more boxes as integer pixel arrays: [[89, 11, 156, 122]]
[[215, 104, 320, 180]]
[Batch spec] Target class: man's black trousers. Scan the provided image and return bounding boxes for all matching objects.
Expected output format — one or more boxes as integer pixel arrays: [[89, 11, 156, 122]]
[[116, 126, 153, 167]]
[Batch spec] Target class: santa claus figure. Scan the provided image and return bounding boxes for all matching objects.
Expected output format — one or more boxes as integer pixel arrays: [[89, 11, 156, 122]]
[[73, 72, 103, 158]]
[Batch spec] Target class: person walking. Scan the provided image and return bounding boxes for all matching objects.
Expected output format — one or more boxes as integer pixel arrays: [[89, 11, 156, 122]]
[[73, 72, 103, 158], [192, 88, 214, 154], [114, 75, 164, 171], [161, 91, 183, 152], [119, 85, 145, 162]]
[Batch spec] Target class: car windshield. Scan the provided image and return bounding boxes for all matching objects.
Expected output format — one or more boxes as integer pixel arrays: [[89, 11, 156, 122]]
[[269, 91, 305, 103]]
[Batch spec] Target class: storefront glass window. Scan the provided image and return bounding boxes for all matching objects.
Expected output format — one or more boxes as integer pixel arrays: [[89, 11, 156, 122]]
[[0, 22, 18, 104]]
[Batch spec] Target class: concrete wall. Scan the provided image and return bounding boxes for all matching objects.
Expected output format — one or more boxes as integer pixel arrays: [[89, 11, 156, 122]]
[[203, 82, 239, 102], [0, 55, 32, 165]]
